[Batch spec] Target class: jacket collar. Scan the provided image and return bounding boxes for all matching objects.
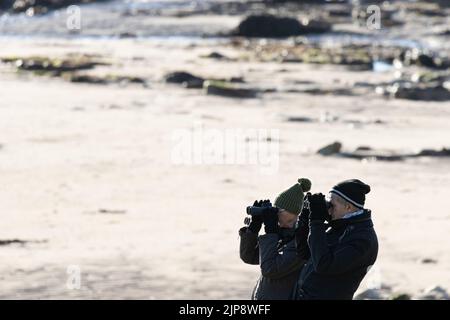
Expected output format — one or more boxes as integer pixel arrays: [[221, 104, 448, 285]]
[[328, 209, 373, 230]]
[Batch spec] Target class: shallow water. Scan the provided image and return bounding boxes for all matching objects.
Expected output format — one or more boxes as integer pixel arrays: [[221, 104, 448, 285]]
[[0, 0, 226, 37], [0, 0, 446, 50]]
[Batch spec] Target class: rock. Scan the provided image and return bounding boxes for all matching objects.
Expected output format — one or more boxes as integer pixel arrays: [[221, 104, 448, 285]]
[[411, 71, 450, 84], [229, 77, 245, 83], [395, 49, 449, 70], [421, 258, 438, 264], [0, 239, 47, 245], [339, 152, 405, 162], [232, 14, 331, 38], [1, 56, 106, 75], [332, 145, 450, 162], [437, 29, 450, 36], [299, 87, 356, 96], [65, 74, 108, 84], [416, 286, 450, 300], [201, 52, 229, 60], [327, 7, 351, 18], [428, 0, 450, 9], [118, 32, 137, 39], [0, 239, 27, 246], [164, 71, 205, 88], [182, 79, 204, 89], [354, 82, 375, 88], [393, 84, 450, 102], [65, 74, 147, 85], [263, 88, 277, 93], [376, 69, 450, 101], [291, 80, 315, 85], [377, 80, 450, 102], [416, 148, 450, 157], [390, 293, 411, 300], [355, 146, 372, 151], [285, 116, 315, 123], [204, 80, 259, 99], [316, 142, 450, 162], [317, 142, 342, 156], [98, 209, 127, 214]]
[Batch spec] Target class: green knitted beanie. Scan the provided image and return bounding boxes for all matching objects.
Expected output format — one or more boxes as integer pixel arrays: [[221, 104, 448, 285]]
[[274, 178, 312, 215]]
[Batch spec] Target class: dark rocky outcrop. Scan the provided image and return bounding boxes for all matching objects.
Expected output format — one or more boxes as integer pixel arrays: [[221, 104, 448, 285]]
[[164, 71, 205, 89], [232, 14, 331, 38], [317, 141, 342, 156]]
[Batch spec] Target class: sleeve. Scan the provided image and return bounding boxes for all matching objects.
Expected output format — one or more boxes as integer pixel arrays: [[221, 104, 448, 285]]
[[258, 234, 306, 280], [295, 220, 311, 260], [239, 227, 260, 265], [307, 222, 371, 275]]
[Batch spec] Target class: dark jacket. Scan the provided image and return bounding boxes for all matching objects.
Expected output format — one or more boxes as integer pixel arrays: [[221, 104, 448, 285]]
[[293, 210, 378, 300], [239, 226, 308, 300]]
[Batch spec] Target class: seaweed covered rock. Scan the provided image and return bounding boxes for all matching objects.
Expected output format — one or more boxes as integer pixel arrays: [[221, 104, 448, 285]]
[[1, 55, 107, 75], [204, 80, 259, 99]]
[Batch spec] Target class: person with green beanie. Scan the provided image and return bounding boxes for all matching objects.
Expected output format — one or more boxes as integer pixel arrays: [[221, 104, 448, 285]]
[[239, 178, 312, 300]]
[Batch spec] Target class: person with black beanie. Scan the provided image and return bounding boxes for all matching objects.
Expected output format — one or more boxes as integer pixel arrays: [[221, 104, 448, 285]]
[[293, 179, 379, 300]]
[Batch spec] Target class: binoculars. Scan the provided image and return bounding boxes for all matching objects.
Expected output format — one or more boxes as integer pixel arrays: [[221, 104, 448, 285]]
[[246, 206, 279, 216]]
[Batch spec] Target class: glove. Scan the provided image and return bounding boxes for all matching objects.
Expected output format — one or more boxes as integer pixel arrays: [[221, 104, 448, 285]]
[[262, 206, 279, 234], [308, 193, 329, 223], [246, 200, 270, 234]]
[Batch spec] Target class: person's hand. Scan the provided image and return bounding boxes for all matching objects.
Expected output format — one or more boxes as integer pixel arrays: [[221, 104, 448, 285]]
[[308, 193, 329, 223], [262, 206, 279, 234], [246, 200, 265, 233]]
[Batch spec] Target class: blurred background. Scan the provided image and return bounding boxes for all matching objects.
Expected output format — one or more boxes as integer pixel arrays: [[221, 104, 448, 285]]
[[0, 0, 449, 299]]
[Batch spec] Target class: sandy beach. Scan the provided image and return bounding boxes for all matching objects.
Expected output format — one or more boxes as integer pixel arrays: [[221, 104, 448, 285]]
[[0, 0, 449, 299]]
